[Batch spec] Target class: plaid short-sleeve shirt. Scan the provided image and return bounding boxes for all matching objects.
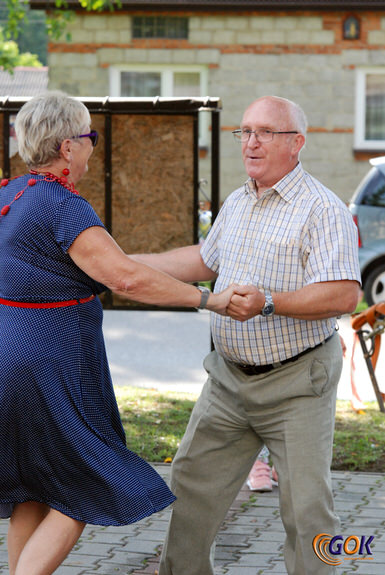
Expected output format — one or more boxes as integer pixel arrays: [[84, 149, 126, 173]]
[[200, 162, 361, 366]]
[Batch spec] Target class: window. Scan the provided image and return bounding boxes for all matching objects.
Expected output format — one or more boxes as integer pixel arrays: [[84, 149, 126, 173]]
[[120, 72, 161, 98], [118, 70, 201, 99], [132, 17, 188, 39], [110, 65, 209, 145], [355, 68, 385, 150]]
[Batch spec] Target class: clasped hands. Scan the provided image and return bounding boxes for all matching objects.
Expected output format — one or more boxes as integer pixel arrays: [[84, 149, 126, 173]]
[[210, 284, 265, 321]]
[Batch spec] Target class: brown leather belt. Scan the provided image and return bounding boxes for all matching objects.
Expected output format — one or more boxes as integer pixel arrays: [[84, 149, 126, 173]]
[[232, 335, 333, 376]]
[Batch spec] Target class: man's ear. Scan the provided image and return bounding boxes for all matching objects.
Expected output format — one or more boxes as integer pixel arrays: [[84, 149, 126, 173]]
[[293, 133, 306, 155]]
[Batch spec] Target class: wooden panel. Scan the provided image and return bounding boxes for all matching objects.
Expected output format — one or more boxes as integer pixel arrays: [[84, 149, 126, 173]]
[[110, 114, 195, 307]]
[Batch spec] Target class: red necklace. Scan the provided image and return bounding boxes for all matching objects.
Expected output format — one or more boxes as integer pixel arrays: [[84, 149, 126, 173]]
[[0, 170, 79, 220]]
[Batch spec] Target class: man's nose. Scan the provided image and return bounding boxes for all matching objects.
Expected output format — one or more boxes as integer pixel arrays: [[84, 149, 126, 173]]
[[247, 132, 261, 146]]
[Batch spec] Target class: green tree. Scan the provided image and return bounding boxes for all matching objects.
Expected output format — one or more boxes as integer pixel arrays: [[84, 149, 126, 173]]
[[2, 0, 121, 41], [0, 26, 42, 72], [0, 0, 121, 72], [0, 2, 47, 65]]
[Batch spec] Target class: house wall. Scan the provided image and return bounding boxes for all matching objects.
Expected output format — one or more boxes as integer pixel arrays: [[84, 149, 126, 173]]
[[47, 10, 385, 203]]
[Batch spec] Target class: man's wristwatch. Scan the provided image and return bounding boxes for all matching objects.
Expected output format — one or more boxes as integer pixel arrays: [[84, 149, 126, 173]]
[[261, 290, 275, 317], [197, 286, 211, 309]]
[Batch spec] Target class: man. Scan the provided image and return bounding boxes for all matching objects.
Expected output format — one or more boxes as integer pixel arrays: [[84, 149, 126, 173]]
[[133, 96, 361, 575]]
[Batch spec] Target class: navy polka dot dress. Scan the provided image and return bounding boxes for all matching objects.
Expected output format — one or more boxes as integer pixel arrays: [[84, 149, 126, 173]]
[[0, 174, 176, 526]]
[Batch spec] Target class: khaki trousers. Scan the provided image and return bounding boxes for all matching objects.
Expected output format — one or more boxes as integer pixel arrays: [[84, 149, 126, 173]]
[[159, 333, 342, 575]]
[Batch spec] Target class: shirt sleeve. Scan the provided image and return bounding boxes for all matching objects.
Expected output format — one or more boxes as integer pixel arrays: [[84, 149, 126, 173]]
[[200, 203, 227, 273], [305, 204, 362, 285], [53, 195, 106, 253]]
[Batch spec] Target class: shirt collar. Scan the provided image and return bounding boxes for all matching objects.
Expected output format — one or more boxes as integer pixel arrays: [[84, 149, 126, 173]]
[[245, 162, 304, 202]]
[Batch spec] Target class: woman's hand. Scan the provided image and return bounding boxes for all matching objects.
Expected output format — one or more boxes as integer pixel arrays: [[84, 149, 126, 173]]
[[205, 285, 239, 316]]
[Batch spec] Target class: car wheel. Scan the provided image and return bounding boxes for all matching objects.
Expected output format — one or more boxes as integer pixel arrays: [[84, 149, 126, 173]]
[[364, 264, 385, 306]]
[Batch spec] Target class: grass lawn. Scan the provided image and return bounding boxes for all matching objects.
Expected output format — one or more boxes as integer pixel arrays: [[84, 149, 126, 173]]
[[333, 400, 385, 472], [115, 386, 197, 464], [115, 387, 385, 473]]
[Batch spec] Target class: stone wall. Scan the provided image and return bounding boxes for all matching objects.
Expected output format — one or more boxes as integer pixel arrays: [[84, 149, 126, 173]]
[[47, 9, 385, 202]]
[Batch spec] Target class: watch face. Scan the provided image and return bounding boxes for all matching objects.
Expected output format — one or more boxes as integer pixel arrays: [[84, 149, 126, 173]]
[[263, 304, 275, 316]]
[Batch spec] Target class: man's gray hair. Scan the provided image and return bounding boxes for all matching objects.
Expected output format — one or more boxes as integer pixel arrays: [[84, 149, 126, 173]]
[[15, 91, 91, 168], [286, 98, 308, 136]]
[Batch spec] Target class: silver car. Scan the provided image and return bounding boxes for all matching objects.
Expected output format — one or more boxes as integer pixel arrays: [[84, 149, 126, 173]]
[[349, 156, 385, 305]]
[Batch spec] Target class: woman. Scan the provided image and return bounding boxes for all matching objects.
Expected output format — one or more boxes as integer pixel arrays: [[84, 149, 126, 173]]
[[0, 92, 234, 575]]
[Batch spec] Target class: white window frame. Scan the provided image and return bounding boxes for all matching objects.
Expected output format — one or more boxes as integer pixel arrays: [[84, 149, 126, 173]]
[[355, 67, 385, 150], [109, 64, 209, 146]]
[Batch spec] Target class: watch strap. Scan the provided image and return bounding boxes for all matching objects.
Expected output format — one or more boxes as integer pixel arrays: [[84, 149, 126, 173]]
[[197, 286, 210, 309], [261, 289, 275, 316]]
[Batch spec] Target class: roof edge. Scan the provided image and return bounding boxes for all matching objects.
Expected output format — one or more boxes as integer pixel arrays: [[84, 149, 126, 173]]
[[28, 0, 385, 11], [0, 96, 222, 113]]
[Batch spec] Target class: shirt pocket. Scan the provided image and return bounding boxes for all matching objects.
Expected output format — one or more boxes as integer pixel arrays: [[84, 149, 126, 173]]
[[249, 239, 304, 292]]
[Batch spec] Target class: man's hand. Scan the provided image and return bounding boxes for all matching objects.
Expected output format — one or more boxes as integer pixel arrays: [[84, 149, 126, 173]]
[[226, 285, 264, 322], [225, 280, 360, 322]]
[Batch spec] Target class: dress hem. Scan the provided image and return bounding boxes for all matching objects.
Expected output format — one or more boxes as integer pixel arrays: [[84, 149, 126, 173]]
[[0, 495, 176, 527]]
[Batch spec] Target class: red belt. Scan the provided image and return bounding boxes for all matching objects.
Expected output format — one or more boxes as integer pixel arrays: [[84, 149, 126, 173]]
[[0, 294, 96, 309]]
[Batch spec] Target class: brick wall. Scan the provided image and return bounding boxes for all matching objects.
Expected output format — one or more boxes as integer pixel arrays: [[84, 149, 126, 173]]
[[48, 9, 385, 202]]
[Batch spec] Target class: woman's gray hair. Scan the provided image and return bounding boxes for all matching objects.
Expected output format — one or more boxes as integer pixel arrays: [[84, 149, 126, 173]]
[[15, 91, 91, 168]]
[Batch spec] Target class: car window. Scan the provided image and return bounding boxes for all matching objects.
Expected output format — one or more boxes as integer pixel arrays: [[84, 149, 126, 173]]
[[361, 168, 385, 207]]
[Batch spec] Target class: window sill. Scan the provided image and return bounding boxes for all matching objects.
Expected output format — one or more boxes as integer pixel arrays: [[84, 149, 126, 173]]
[[353, 149, 385, 161]]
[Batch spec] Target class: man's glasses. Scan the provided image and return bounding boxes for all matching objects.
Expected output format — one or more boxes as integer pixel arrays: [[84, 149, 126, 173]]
[[70, 131, 99, 147], [232, 129, 298, 143]]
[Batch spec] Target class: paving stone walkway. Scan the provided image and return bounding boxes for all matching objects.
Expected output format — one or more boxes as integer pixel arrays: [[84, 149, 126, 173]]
[[1, 466, 384, 575]]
